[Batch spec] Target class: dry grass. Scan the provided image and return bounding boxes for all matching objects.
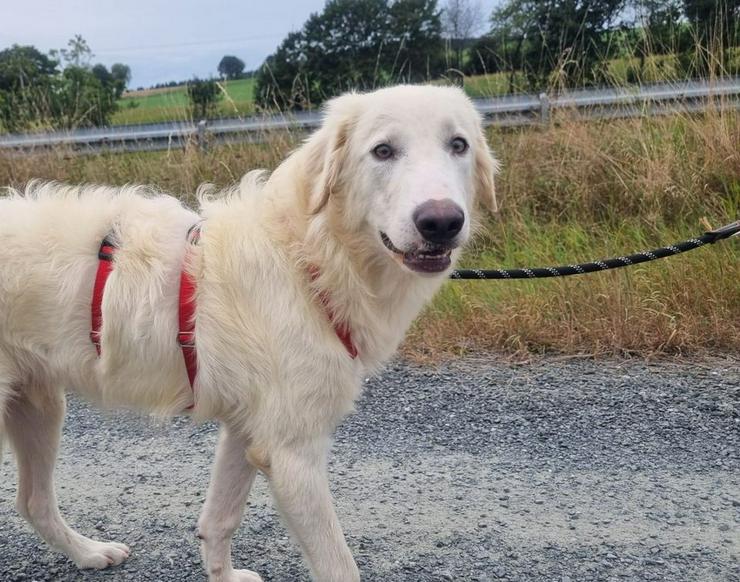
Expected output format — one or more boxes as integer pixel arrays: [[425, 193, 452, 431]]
[[1, 107, 738, 359]]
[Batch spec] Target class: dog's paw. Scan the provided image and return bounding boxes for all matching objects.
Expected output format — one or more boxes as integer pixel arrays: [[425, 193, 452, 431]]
[[72, 540, 130, 569]]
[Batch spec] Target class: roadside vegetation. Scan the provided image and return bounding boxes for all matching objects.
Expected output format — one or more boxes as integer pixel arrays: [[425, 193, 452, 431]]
[[2, 105, 737, 358], [3, 0, 737, 131]]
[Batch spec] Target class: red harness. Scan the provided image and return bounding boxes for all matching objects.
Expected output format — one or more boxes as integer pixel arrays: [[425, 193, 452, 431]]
[[89, 238, 117, 355], [90, 226, 357, 407], [177, 224, 201, 393]]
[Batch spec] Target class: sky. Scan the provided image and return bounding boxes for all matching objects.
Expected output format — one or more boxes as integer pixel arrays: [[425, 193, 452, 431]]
[[1, 0, 500, 89]]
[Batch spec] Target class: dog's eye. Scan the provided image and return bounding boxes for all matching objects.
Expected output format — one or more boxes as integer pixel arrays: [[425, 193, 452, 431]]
[[372, 143, 394, 160], [450, 137, 468, 155]]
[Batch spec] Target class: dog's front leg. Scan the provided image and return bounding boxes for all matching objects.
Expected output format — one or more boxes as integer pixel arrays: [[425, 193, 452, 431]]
[[269, 439, 360, 582], [198, 427, 262, 582]]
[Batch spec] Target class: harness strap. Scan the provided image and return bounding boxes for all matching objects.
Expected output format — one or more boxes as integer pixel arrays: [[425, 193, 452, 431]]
[[90, 224, 356, 415], [90, 238, 117, 355], [178, 223, 202, 406], [90, 226, 202, 410]]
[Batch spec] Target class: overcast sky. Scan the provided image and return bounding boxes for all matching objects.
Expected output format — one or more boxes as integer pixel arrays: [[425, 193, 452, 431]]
[[2, 0, 500, 89]]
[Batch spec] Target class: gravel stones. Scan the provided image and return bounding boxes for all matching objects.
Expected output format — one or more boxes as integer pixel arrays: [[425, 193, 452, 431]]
[[0, 356, 738, 581]]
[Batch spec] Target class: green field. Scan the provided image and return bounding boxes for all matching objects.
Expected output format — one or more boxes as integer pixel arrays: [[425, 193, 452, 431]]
[[112, 74, 521, 126], [113, 78, 256, 125]]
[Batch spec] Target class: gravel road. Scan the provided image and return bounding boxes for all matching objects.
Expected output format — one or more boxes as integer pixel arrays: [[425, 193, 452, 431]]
[[1, 357, 738, 582]]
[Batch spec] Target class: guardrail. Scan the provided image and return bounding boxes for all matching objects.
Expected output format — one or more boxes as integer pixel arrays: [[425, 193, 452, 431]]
[[1, 78, 738, 155]]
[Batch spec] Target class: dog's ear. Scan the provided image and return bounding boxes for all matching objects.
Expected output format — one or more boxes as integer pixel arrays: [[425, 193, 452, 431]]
[[307, 94, 361, 214], [474, 131, 500, 214]]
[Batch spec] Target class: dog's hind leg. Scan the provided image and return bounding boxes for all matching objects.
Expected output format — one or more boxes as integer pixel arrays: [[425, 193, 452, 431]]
[[268, 439, 360, 582], [198, 426, 262, 582], [5, 388, 130, 570]]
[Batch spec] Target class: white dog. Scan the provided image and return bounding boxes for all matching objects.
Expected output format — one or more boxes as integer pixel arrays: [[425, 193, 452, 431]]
[[0, 85, 497, 582]]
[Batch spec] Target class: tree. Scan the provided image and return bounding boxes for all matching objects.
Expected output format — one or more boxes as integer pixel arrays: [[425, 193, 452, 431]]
[[683, 0, 739, 51], [0, 38, 130, 132], [111, 63, 131, 97], [56, 64, 118, 127], [92, 63, 113, 86], [255, 0, 444, 110], [0, 45, 59, 131], [489, 0, 626, 90], [57, 34, 93, 68], [443, 0, 483, 70], [218, 55, 246, 80], [624, 1, 688, 81], [187, 78, 221, 119], [0, 45, 57, 91], [389, 0, 445, 80]]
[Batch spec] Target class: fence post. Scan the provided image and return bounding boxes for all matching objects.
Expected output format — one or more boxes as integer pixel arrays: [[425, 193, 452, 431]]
[[539, 93, 550, 126], [197, 120, 207, 152]]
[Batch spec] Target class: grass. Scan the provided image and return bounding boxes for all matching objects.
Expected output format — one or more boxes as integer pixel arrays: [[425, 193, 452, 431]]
[[113, 78, 256, 125], [460, 72, 529, 98], [1, 106, 737, 359]]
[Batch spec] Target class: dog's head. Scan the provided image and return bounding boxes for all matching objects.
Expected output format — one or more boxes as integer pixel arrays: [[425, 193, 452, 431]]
[[307, 85, 498, 275]]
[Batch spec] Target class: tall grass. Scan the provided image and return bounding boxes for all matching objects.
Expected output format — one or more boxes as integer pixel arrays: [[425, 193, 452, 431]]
[[1, 105, 737, 359]]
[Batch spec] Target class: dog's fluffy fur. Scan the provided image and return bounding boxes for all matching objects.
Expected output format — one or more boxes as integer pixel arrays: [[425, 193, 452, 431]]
[[0, 85, 497, 581]]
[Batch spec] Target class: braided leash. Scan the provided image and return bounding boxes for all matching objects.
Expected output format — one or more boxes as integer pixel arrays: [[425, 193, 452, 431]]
[[450, 220, 740, 280]]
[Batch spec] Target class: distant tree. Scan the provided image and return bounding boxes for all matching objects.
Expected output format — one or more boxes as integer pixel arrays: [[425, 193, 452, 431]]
[[389, 0, 445, 80], [218, 55, 246, 80], [443, 0, 483, 70], [469, 0, 533, 90], [255, 0, 444, 110], [91, 63, 130, 105], [683, 0, 739, 53], [0, 45, 57, 92], [632, 0, 685, 53], [489, 0, 626, 90], [256, 0, 388, 109], [466, 32, 525, 83], [111, 63, 131, 97], [0, 37, 130, 131], [91, 63, 113, 85], [187, 77, 221, 119], [56, 64, 118, 126], [0, 45, 59, 131], [56, 34, 93, 68], [623, 0, 689, 81]]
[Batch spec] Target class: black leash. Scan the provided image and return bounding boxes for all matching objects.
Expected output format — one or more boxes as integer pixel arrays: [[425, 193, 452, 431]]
[[450, 220, 740, 280]]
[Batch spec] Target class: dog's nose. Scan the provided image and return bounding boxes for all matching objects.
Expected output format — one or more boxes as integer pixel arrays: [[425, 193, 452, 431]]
[[413, 199, 465, 244]]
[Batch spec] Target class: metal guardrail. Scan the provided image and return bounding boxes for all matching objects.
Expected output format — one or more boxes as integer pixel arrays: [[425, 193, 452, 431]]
[[1, 78, 738, 155]]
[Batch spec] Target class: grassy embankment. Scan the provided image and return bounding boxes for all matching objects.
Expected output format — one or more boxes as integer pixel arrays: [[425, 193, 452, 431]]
[[113, 78, 257, 125], [2, 106, 738, 359]]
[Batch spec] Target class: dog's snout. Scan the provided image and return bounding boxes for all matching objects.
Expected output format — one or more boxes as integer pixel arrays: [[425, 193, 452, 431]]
[[413, 199, 465, 244]]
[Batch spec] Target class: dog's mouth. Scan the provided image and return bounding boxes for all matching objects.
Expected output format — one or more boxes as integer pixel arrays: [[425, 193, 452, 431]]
[[379, 232, 453, 274]]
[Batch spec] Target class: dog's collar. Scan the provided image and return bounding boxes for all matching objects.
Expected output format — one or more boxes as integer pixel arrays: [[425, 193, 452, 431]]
[[307, 265, 358, 359]]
